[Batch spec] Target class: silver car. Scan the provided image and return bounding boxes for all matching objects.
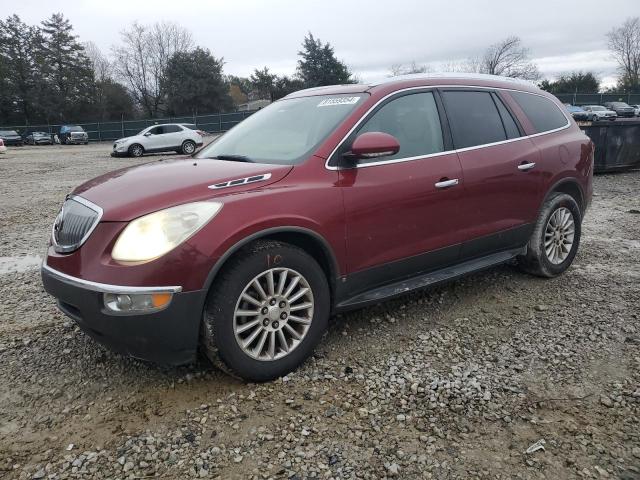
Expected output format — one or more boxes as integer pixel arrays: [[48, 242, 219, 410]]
[[582, 105, 617, 121]]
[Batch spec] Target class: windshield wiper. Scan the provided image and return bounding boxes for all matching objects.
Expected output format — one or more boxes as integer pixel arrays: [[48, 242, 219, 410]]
[[207, 154, 253, 162]]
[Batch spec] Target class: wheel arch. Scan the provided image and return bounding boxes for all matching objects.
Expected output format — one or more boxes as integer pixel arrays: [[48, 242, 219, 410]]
[[202, 226, 340, 307], [545, 178, 585, 214]]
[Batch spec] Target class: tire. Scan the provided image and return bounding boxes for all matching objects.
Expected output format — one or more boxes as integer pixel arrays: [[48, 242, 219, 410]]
[[202, 240, 330, 382], [591, 115, 598, 122], [518, 192, 581, 278], [181, 140, 196, 155], [128, 144, 144, 157]]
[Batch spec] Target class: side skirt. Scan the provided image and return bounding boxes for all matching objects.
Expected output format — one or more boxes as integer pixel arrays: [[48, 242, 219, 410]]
[[335, 246, 526, 312]]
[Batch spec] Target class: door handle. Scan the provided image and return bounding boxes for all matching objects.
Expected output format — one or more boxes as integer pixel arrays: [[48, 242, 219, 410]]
[[518, 162, 536, 171], [434, 178, 459, 189]]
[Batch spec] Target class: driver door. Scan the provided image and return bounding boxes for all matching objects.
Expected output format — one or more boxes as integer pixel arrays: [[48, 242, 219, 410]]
[[337, 90, 466, 294], [144, 126, 167, 151]]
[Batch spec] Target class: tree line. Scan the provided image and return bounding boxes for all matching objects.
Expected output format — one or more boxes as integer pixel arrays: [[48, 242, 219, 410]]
[[1, 13, 639, 126]]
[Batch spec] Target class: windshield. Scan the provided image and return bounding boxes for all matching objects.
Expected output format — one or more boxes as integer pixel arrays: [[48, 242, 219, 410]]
[[0, 130, 18, 135], [610, 102, 629, 107], [591, 106, 605, 111], [67, 126, 84, 132], [196, 94, 366, 165]]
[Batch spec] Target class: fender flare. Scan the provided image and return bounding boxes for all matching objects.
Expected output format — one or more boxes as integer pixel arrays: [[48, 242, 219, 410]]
[[542, 177, 585, 214], [200, 226, 340, 297]]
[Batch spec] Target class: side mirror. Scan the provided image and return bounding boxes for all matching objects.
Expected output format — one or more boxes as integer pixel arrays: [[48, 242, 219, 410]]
[[144, 132, 152, 137], [348, 132, 400, 160]]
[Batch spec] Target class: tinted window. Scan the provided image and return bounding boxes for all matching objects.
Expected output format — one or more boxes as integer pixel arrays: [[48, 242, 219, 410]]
[[148, 126, 164, 135], [164, 125, 182, 133], [493, 94, 521, 139], [510, 92, 568, 133], [442, 91, 507, 149], [355, 92, 444, 162]]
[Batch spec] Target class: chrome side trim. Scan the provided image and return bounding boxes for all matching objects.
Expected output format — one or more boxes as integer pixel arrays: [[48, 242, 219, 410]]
[[325, 85, 571, 171], [208, 173, 272, 190], [52, 195, 104, 253], [42, 262, 182, 294]]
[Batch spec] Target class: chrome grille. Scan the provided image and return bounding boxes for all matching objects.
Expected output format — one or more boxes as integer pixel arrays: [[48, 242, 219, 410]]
[[53, 196, 102, 253]]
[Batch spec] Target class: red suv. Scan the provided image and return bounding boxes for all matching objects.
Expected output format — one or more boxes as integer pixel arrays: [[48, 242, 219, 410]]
[[42, 74, 593, 381]]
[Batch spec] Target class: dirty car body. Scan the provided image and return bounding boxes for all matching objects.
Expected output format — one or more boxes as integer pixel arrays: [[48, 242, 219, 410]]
[[42, 74, 594, 380]]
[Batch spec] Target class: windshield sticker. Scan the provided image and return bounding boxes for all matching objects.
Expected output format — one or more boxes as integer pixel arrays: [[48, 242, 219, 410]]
[[317, 97, 360, 107]]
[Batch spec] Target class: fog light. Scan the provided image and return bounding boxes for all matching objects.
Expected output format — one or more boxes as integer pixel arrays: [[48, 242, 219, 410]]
[[104, 292, 173, 314]]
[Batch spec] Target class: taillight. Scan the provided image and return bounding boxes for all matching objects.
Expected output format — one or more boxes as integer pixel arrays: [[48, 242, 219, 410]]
[[197, 130, 206, 136]]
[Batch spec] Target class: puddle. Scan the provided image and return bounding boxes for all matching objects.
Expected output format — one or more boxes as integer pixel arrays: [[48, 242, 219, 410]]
[[0, 255, 42, 274]]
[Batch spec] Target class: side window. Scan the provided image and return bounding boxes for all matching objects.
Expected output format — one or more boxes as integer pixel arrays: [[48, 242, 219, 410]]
[[493, 94, 521, 139], [509, 92, 568, 133], [164, 125, 182, 133], [148, 126, 163, 135], [354, 92, 444, 162], [441, 90, 507, 149]]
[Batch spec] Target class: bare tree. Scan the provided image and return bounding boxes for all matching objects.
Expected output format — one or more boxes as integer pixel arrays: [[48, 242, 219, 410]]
[[111, 21, 193, 117], [83, 41, 111, 81], [607, 17, 640, 89], [474, 36, 540, 80], [388, 61, 432, 77]]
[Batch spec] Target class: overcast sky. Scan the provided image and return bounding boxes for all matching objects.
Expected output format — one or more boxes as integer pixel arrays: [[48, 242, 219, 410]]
[[8, 0, 637, 87]]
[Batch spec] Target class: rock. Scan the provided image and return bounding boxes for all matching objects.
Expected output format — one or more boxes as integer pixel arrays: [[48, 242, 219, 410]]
[[32, 470, 46, 479], [600, 396, 613, 407], [386, 463, 400, 476]]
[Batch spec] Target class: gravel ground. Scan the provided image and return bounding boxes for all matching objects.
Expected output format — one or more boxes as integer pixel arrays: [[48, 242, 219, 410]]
[[0, 144, 639, 480]]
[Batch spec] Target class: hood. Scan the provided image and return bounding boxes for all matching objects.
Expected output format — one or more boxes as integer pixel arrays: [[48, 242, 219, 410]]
[[73, 158, 293, 221]]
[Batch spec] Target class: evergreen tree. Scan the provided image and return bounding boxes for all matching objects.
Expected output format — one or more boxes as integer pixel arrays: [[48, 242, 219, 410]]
[[0, 15, 42, 124], [296, 33, 353, 87], [39, 13, 95, 121], [163, 47, 232, 115], [539, 71, 600, 94]]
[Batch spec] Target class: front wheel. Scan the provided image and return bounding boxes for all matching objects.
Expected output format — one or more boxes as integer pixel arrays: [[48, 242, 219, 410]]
[[202, 240, 330, 381], [128, 144, 144, 157], [518, 193, 581, 278]]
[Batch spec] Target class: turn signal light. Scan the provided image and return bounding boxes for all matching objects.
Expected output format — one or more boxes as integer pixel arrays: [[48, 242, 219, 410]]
[[103, 292, 173, 314]]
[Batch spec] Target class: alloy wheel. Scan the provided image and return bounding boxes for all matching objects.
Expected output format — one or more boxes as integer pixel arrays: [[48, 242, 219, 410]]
[[544, 207, 575, 264], [233, 268, 314, 361]]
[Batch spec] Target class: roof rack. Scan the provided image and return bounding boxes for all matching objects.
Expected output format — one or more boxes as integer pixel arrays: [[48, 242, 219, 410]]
[[368, 72, 539, 89]]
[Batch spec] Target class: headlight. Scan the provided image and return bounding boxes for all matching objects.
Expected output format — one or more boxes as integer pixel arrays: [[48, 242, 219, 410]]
[[112, 202, 222, 262]]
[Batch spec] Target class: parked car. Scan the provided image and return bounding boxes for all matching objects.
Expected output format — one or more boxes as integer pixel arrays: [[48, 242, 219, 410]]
[[582, 105, 617, 121], [0, 138, 6, 154], [24, 131, 53, 145], [564, 104, 589, 121], [628, 104, 640, 117], [42, 73, 593, 381], [111, 123, 204, 157], [603, 101, 635, 118], [0, 130, 24, 146], [59, 125, 89, 145]]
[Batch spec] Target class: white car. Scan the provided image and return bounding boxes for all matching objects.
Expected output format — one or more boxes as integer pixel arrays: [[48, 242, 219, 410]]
[[631, 105, 640, 117], [0, 139, 6, 154], [111, 123, 205, 157], [581, 105, 617, 122]]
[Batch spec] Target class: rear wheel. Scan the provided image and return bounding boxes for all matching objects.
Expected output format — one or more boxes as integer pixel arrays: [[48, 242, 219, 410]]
[[128, 144, 144, 157], [518, 193, 581, 278], [202, 240, 329, 381], [181, 140, 196, 155]]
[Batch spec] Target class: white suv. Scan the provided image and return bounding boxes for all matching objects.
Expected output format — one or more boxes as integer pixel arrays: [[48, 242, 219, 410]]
[[111, 124, 205, 157]]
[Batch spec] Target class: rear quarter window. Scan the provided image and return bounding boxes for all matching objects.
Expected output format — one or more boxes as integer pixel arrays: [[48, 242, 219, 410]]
[[510, 92, 568, 133]]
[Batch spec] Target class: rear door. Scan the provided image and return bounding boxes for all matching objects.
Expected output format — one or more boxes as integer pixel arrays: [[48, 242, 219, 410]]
[[440, 89, 542, 260], [162, 124, 184, 149], [336, 90, 466, 294]]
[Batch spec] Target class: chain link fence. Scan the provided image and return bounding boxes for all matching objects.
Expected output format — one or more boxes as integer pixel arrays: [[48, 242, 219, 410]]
[[555, 93, 640, 106], [0, 110, 258, 142]]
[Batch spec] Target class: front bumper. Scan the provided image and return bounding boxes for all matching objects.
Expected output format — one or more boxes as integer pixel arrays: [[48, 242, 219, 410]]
[[68, 137, 88, 144], [41, 263, 205, 365]]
